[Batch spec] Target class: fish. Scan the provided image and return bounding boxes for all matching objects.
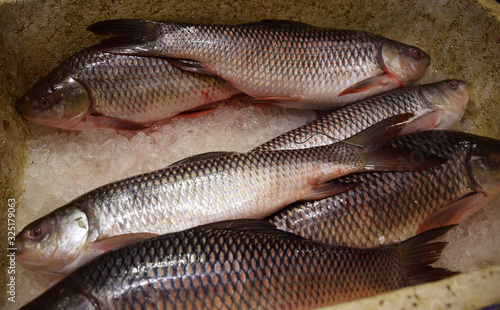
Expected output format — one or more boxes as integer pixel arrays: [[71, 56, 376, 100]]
[[18, 220, 457, 310], [253, 80, 468, 151], [87, 19, 431, 110], [15, 116, 445, 276], [16, 48, 240, 130], [267, 130, 500, 248]]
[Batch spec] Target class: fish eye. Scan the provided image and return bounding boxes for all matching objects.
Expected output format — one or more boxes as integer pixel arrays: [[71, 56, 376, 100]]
[[38, 96, 51, 109], [409, 48, 425, 60], [447, 80, 458, 89], [27, 226, 43, 241]]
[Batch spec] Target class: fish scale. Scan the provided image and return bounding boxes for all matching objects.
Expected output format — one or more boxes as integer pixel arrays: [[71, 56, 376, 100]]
[[253, 80, 468, 151], [15, 116, 448, 276], [76, 143, 362, 239], [267, 130, 500, 248], [19, 221, 455, 309], [89, 19, 431, 109], [16, 48, 240, 130]]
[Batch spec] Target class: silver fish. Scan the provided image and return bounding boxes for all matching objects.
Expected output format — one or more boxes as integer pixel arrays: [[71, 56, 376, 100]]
[[16, 48, 240, 130], [15, 117, 444, 275], [253, 80, 468, 151], [267, 130, 500, 248], [88, 19, 431, 110], [19, 220, 456, 310]]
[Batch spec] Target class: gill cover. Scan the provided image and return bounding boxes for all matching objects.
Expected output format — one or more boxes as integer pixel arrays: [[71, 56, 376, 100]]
[[468, 136, 500, 196], [418, 80, 469, 129], [15, 204, 91, 275], [380, 39, 430, 87], [16, 69, 90, 130]]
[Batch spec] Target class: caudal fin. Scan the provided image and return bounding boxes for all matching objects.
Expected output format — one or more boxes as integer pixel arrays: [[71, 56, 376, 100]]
[[87, 19, 160, 56], [340, 113, 447, 172], [359, 146, 446, 172], [396, 225, 458, 285]]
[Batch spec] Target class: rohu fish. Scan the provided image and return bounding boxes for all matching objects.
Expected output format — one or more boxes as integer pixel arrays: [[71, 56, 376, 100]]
[[88, 19, 431, 110], [18, 220, 457, 310]]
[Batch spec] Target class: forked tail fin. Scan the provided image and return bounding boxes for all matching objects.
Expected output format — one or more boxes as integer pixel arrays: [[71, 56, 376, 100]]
[[395, 225, 458, 285], [87, 19, 161, 56]]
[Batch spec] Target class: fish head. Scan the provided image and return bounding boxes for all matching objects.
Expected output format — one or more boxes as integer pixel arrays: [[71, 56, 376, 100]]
[[15, 204, 91, 275], [16, 70, 90, 130], [420, 80, 469, 129], [467, 135, 500, 197], [380, 40, 430, 86]]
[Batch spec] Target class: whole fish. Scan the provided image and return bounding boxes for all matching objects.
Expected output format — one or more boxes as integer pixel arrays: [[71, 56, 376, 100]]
[[267, 130, 500, 248], [15, 117, 444, 275], [253, 80, 468, 151], [19, 220, 456, 310], [16, 48, 240, 130], [88, 19, 431, 110]]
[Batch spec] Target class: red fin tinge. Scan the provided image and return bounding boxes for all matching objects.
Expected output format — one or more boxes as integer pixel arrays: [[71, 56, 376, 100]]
[[396, 225, 458, 286], [172, 107, 217, 118], [416, 193, 486, 234], [398, 110, 444, 136], [339, 75, 390, 96], [301, 181, 361, 201], [92, 233, 158, 253]]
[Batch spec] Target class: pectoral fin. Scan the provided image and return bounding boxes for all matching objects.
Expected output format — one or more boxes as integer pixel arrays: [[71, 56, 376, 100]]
[[172, 107, 217, 118], [167, 59, 218, 76], [398, 110, 444, 135], [416, 193, 486, 234], [247, 96, 301, 108], [87, 115, 150, 131], [301, 181, 360, 201], [91, 233, 158, 253], [339, 74, 391, 96]]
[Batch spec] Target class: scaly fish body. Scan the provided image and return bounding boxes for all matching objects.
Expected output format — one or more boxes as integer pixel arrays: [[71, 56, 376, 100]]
[[253, 80, 468, 151], [18, 121, 444, 276], [267, 131, 500, 248], [89, 19, 431, 109], [19, 220, 456, 310], [16, 48, 240, 130]]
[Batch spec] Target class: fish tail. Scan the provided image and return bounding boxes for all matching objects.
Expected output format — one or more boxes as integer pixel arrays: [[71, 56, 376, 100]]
[[343, 113, 447, 172], [87, 19, 160, 56], [359, 146, 446, 172], [396, 225, 458, 285]]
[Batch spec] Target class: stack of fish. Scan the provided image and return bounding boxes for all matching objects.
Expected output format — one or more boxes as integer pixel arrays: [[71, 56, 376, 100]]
[[14, 19, 500, 310]]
